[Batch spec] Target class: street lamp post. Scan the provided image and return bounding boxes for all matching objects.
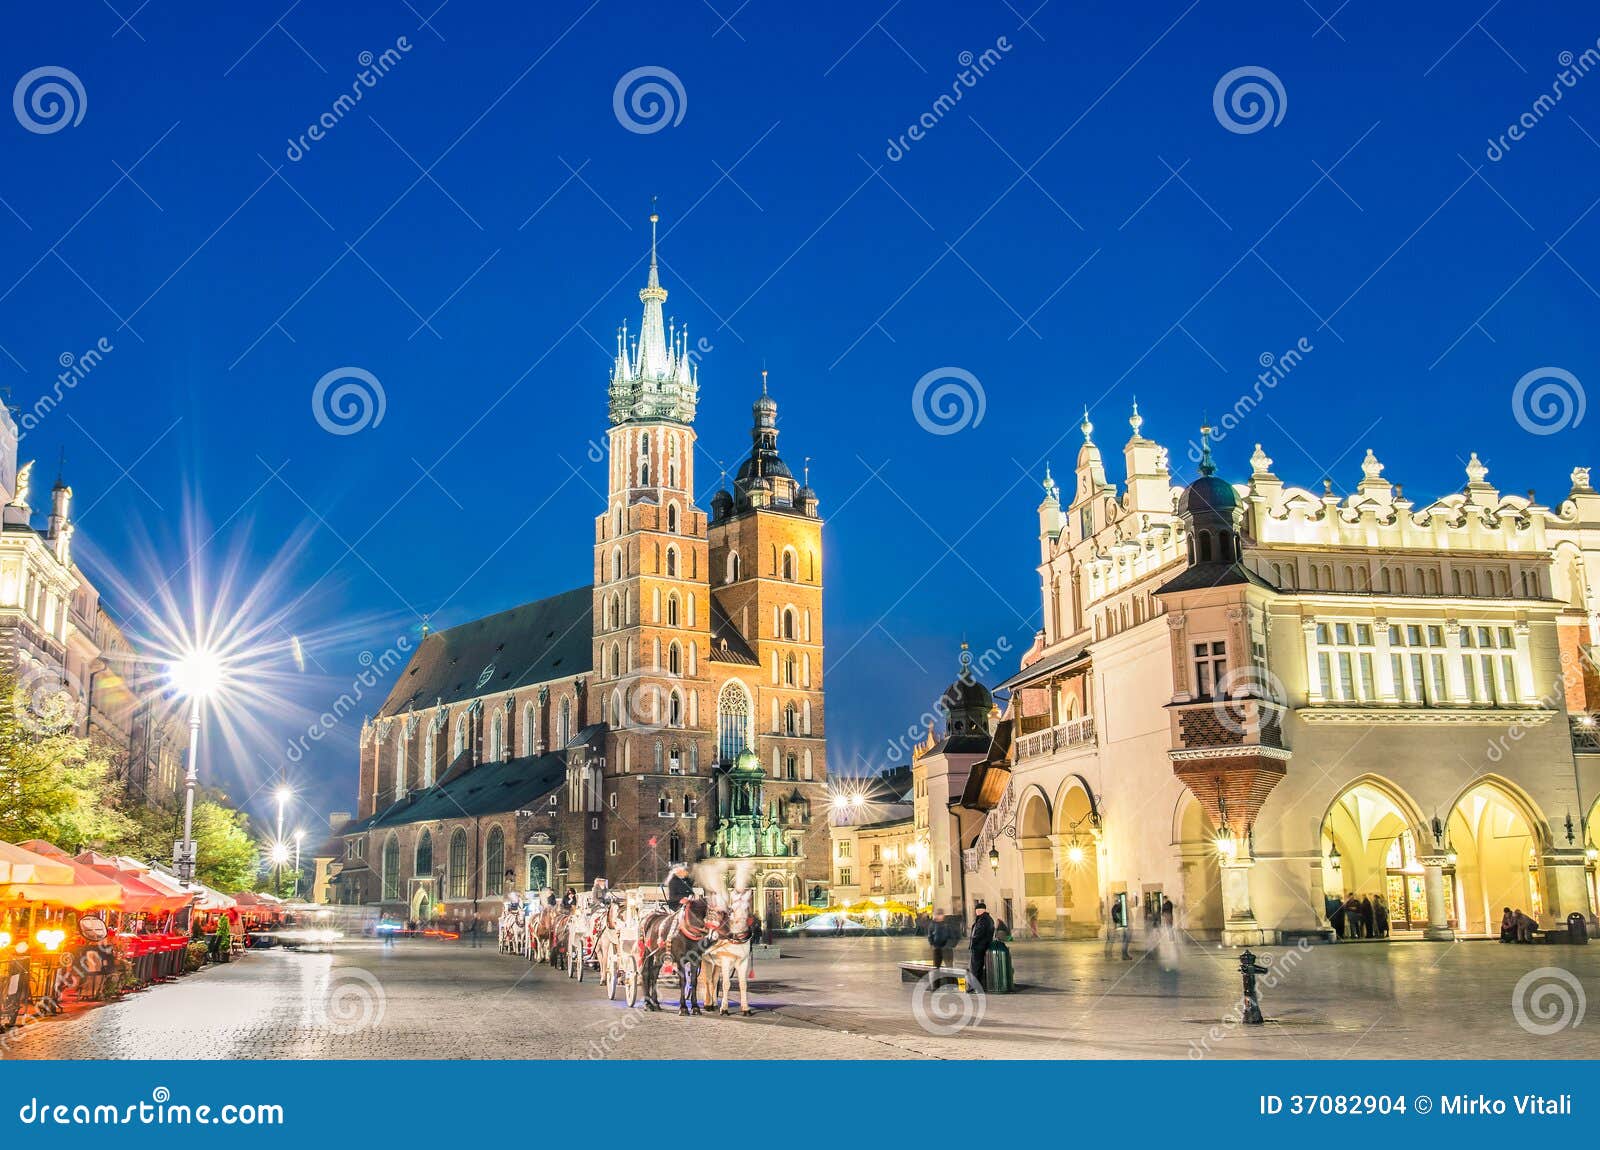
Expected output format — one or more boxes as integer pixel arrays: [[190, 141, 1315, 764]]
[[169, 649, 224, 885], [292, 829, 305, 900]]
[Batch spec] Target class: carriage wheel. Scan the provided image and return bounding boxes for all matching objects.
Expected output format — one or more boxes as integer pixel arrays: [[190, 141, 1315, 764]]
[[624, 965, 638, 1007], [606, 958, 619, 1000]]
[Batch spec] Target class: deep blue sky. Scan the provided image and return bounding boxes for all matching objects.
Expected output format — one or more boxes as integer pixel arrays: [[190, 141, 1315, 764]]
[[3, 1, 1597, 829]]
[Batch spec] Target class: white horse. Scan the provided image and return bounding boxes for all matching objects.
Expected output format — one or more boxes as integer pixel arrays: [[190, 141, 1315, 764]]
[[701, 890, 756, 1016]]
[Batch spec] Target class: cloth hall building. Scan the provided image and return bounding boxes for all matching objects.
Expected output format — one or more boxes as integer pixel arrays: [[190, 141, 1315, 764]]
[[926, 408, 1600, 944], [335, 222, 831, 928]]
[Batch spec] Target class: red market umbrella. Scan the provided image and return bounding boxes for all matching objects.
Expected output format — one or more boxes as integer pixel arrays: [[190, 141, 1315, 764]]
[[0, 840, 119, 909], [74, 852, 192, 913], [15, 842, 123, 911]]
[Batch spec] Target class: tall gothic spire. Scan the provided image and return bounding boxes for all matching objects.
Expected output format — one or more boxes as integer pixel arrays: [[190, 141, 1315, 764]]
[[608, 205, 699, 426]]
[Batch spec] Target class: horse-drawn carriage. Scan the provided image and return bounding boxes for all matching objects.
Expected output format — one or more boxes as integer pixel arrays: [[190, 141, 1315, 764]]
[[498, 882, 756, 1016]]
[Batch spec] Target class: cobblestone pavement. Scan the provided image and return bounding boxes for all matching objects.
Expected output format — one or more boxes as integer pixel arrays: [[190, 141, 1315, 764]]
[[3, 934, 1596, 1059]]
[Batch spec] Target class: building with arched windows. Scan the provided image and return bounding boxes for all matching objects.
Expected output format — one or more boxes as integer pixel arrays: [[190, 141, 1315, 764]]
[[337, 218, 831, 927], [939, 406, 1600, 945]]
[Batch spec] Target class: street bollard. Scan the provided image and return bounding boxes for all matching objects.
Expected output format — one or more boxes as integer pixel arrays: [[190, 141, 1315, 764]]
[[1238, 948, 1268, 1024]]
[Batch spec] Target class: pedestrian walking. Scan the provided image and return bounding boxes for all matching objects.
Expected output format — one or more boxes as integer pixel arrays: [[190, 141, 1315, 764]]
[[928, 910, 953, 970], [1161, 897, 1174, 929], [967, 902, 993, 992], [1105, 898, 1130, 959]]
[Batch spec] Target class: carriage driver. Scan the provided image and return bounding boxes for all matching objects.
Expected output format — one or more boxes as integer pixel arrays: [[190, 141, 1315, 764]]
[[590, 877, 615, 905], [663, 862, 695, 909]]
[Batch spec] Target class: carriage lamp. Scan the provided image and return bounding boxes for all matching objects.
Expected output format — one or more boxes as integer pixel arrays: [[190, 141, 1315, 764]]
[[988, 846, 1000, 873]]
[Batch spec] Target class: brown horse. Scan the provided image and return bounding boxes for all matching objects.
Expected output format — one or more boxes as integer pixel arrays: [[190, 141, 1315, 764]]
[[637, 899, 715, 1014], [528, 906, 561, 964]]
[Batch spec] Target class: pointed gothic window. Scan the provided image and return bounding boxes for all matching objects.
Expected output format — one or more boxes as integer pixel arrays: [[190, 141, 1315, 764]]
[[453, 715, 465, 760], [782, 608, 796, 639], [668, 831, 683, 863], [666, 547, 678, 577], [382, 835, 400, 900], [485, 828, 504, 896], [669, 690, 683, 727], [667, 504, 678, 533], [784, 702, 798, 735], [718, 680, 752, 765], [668, 642, 681, 675], [415, 830, 433, 877], [449, 829, 468, 899], [727, 551, 741, 584], [782, 549, 796, 581], [667, 593, 680, 627]]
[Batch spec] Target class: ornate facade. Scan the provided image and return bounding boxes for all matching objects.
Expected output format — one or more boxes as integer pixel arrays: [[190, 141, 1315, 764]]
[[0, 411, 187, 805], [945, 407, 1600, 943], [339, 220, 831, 928]]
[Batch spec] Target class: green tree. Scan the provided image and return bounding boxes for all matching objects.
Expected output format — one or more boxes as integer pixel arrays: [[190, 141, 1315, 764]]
[[189, 799, 259, 892], [0, 670, 139, 848]]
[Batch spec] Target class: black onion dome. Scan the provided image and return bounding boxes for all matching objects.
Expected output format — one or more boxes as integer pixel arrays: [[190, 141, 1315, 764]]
[[1177, 474, 1238, 517]]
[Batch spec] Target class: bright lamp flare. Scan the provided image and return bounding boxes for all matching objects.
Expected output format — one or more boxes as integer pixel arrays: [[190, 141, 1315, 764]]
[[1067, 844, 1086, 865], [169, 648, 225, 698], [275, 785, 293, 804], [269, 843, 290, 865]]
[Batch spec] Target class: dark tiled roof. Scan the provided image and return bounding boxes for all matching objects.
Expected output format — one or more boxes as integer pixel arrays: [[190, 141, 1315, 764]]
[[994, 641, 1091, 692], [928, 733, 993, 757], [707, 598, 759, 665], [1156, 562, 1277, 595], [378, 586, 593, 717], [364, 752, 567, 829]]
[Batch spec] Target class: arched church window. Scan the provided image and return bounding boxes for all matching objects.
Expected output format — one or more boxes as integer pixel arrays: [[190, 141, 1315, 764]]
[[668, 642, 681, 675], [382, 835, 400, 900], [415, 830, 433, 876], [717, 680, 752, 764], [782, 608, 796, 639], [669, 691, 683, 727], [668, 832, 683, 863], [453, 715, 465, 760], [667, 504, 678, 533], [727, 551, 741, 583], [782, 549, 796, 580], [485, 828, 504, 896], [667, 593, 680, 627], [666, 546, 678, 577], [784, 654, 796, 685], [784, 702, 798, 735], [449, 829, 468, 899]]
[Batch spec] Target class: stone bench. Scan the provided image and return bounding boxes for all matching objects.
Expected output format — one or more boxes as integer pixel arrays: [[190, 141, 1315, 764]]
[[898, 961, 965, 987]]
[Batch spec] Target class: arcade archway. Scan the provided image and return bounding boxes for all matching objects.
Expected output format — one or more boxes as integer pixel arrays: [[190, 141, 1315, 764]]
[[1174, 795, 1223, 935], [1447, 779, 1546, 935], [1320, 778, 1428, 933], [1055, 782, 1102, 937], [1017, 791, 1054, 938]]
